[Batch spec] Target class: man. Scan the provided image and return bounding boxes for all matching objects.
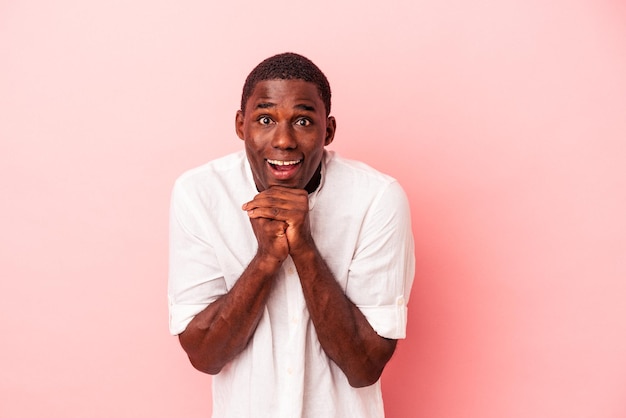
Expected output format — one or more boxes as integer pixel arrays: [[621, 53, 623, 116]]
[[169, 52, 415, 417]]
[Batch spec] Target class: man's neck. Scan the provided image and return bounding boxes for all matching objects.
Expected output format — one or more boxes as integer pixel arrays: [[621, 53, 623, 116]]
[[304, 163, 322, 194]]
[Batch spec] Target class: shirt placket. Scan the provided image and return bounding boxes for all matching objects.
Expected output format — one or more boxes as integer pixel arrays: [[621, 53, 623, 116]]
[[276, 256, 306, 417]]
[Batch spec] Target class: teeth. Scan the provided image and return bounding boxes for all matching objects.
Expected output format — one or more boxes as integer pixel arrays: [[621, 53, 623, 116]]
[[267, 159, 301, 166]]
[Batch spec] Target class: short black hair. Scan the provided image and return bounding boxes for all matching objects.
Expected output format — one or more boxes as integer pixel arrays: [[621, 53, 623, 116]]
[[240, 52, 332, 116]]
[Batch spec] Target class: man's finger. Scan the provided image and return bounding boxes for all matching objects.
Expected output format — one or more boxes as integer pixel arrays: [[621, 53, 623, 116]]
[[246, 207, 291, 220]]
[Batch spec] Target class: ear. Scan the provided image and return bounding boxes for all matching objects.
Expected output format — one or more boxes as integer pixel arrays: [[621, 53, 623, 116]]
[[324, 116, 336, 146], [235, 110, 245, 140]]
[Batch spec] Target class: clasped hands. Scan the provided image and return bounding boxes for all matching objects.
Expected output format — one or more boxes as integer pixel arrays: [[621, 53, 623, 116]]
[[242, 186, 313, 263]]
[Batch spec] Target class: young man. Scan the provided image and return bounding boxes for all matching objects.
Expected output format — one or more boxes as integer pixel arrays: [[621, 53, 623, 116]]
[[169, 52, 415, 417]]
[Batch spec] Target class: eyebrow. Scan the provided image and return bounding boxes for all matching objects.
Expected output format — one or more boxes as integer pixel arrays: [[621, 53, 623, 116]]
[[255, 102, 316, 112], [256, 102, 275, 109], [295, 104, 316, 112]]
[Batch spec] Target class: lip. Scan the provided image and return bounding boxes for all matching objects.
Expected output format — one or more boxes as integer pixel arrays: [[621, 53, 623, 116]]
[[265, 158, 302, 181]]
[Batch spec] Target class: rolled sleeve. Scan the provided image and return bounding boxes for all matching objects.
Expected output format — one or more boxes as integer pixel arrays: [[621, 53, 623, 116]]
[[347, 181, 415, 339], [168, 179, 227, 335], [358, 296, 408, 339], [169, 300, 211, 336]]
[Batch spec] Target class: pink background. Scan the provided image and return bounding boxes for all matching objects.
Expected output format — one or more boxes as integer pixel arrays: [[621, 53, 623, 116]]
[[1, 1, 625, 417]]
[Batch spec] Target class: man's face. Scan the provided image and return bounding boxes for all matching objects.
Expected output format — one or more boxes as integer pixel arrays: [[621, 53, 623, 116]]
[[236, 79, 336, 192]]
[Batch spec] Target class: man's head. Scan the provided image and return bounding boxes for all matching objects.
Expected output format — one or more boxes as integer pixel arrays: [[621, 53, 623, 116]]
[[240, 52, 332, 117], [236, 53, 336, 193]]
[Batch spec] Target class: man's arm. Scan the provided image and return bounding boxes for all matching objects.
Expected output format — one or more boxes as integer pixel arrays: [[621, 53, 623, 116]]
[[293, 246, 397, 387], [178, 215, 290, 374], [243, 186, 397, 387]]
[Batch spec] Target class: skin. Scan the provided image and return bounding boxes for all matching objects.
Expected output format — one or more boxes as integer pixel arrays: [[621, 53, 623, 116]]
[[178, 79, 396, 387]]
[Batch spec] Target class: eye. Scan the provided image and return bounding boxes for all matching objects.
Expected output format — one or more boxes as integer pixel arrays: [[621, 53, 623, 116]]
[[258, 116, 273, 125], [295, 118, 311, 127]]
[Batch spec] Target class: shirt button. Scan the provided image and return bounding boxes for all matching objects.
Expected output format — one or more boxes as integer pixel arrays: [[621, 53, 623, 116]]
[[287, 367, 293, 375], [287, 267, 295, 275], [397, 297, 405, 306]]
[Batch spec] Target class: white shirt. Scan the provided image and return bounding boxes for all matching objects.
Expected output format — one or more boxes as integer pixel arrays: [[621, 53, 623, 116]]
[[169, 150, 415, 418]]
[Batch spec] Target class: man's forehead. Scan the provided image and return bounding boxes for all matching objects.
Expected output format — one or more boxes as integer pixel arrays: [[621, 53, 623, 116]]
[[247, 79, 323, 108]]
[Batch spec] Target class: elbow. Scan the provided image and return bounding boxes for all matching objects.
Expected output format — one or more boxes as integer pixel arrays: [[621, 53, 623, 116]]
[[179, 333, 226, 375], [346, 338, 397, 388], [348, 377, 380, 388], [188, 355, 223, 375], [184, 341, 245, 375], [347, 368, 383, 388], [348, 374, 380, 388]]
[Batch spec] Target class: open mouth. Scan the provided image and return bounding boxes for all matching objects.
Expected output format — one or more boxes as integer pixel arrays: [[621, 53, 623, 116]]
[[267, 159, 302, 170], [266, 158, 302, 179], [267, 159, 301, 167]]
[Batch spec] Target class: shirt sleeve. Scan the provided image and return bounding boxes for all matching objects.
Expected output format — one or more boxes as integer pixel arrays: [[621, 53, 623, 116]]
[[346, 181, 415, 339], [168, 179, 228, 335]]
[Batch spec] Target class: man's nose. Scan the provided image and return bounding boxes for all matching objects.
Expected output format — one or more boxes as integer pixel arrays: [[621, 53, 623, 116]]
[[271, 123, 297, 149]]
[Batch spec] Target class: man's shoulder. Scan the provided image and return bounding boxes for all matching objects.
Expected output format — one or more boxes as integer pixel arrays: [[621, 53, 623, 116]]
[[174, 151, 247, 188], [325, 151, 398, 189], [171, 151, 252, 209]]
